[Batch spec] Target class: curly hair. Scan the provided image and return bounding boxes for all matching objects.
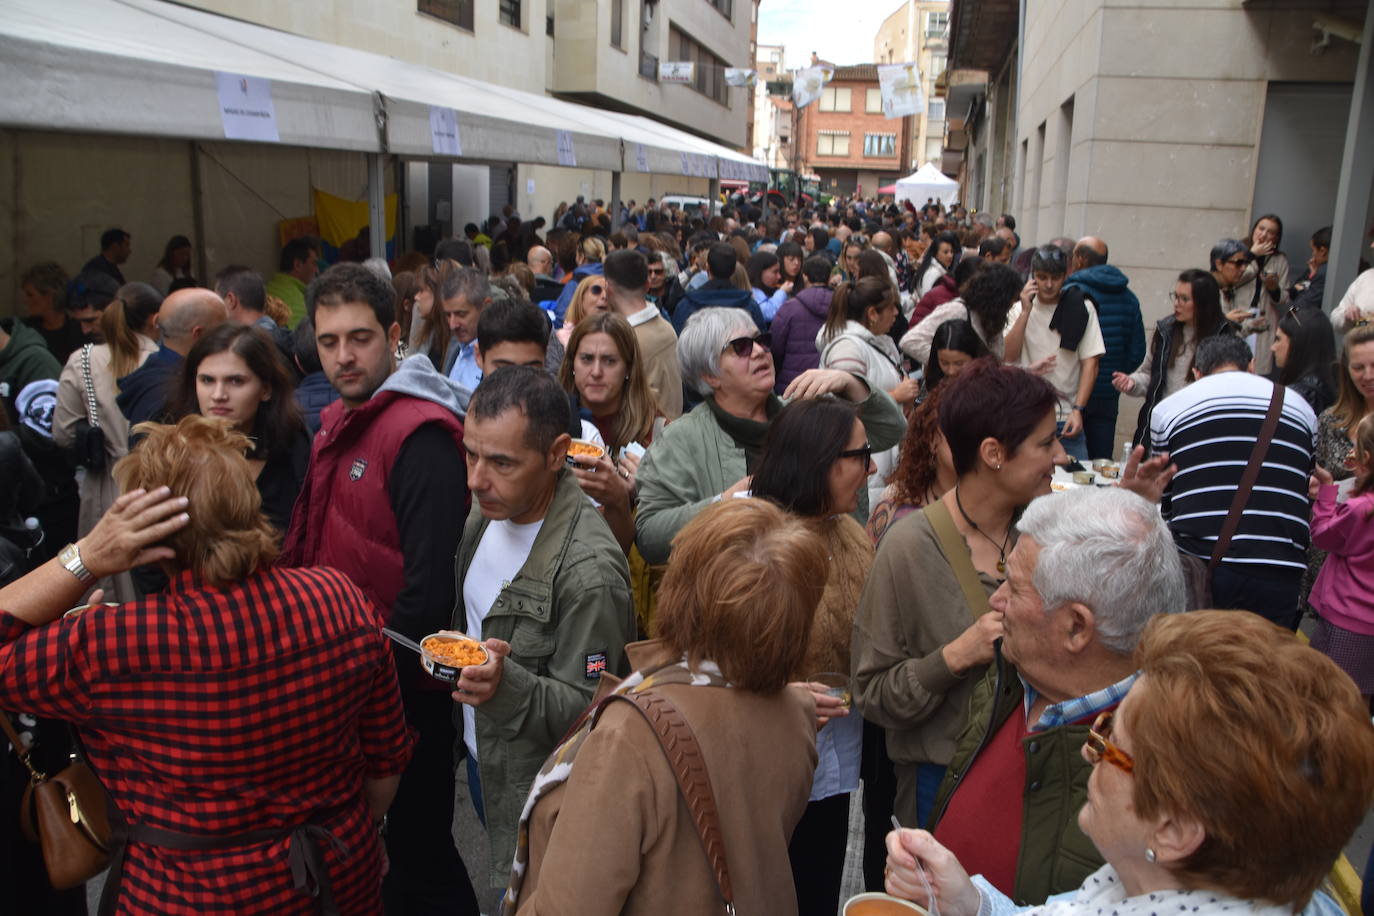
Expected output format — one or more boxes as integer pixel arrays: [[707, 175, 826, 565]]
[[115, 415, 279, 588], [886, 386, 945, 504]]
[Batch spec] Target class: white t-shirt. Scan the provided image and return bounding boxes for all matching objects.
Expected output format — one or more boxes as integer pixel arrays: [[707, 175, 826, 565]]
[[1016, 296, 1106, 419], [461, 517, 543, 761]]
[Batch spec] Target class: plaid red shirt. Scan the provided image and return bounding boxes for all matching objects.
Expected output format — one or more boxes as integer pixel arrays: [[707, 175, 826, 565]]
[[0, 565, 415, 915]]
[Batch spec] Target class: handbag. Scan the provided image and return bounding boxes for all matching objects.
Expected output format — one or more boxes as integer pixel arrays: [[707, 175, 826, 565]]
[[73, 343, 107, 472], [0, 713, 112, 889], [1179, 380, 1286, 610]]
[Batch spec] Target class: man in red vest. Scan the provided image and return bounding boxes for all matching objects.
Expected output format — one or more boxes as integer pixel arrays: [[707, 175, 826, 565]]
[[281, 263, 478, 915]]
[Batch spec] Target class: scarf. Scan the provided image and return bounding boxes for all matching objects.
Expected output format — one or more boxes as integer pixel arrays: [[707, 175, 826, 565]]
[[1031, 865, 1295, 916], [502, 657, 732, 913], [705, 393, 783, 472], [1049, 286, 1091, 353]]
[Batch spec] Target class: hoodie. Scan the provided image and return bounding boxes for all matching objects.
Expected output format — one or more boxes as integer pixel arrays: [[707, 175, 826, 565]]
[[672, 279, 767, 335], [1064, 265, 1145, 404], [551, 262, 605, 326], [116, 343, 183, 438], [770, 286, 833, 392]]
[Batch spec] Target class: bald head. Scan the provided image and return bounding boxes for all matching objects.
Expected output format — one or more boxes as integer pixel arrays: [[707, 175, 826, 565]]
[[1072, 236, 1109, 273], [527, 246, 553, 276], [870, 231, 895, 256], [158, 288, 227, 355]]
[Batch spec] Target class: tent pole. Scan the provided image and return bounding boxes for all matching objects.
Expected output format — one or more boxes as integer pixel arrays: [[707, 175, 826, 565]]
[[611, 170, 622, 231], [367, 153, 386, 261], [189, 142, 208, 284]]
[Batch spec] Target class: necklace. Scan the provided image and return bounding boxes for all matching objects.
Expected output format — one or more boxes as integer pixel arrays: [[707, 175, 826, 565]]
[[953, 487, 1012, 575]]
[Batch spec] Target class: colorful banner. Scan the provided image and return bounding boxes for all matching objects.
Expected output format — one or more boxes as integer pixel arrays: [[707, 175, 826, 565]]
[[659, 61, 695, 83], [312, 188, 398, 262], [878, 63, 924, 119]]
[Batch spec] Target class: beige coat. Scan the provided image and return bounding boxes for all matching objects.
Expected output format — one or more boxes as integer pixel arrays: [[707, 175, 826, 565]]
[[515, 643, 817, 915], [52, 336, 157, 602]]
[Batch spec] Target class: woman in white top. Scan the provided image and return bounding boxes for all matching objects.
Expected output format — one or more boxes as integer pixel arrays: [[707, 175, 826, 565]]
[[149, 235, 195, 294], [1226, 215, 1290, 375], [901, 262, 1024, 366], [52, 282, 161, 602], [915, 230, 960, 299], [819, 277, 917, 516]]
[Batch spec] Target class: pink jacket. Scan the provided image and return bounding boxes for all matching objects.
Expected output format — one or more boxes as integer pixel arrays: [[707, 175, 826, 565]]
[[1310, 486, 1374, 635]]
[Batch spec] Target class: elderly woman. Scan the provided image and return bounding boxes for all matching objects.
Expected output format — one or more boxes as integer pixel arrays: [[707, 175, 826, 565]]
[[506, 498, 827, 915], [0, 416, 414, 915], [635, 307, 906, 564], [853, 360, 1066, 831], [885, 610, 1374, 916]]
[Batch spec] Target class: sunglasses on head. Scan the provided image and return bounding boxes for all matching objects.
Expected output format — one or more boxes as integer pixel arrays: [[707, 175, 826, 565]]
[[722, 332, 771, 357]]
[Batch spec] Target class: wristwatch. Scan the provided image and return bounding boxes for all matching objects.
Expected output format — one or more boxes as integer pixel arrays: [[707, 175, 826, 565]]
[[58, 543, 96, 586], [1071, 403, 1087, 413]]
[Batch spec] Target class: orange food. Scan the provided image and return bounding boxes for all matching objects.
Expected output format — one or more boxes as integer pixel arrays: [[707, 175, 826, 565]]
[[567, 440, 604, 458], [422, 636, 487, 667]]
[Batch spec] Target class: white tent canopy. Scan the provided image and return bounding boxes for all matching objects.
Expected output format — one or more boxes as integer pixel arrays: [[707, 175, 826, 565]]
[[0, 0, 769, 181], [895, 163, 960, 207]]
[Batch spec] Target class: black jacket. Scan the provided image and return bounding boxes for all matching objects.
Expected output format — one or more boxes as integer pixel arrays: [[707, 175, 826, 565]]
[[1133, 316, 1239, 451]]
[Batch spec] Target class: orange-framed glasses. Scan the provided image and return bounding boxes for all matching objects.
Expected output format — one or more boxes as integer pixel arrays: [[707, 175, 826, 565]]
[[1084, 710, 1134, 774]]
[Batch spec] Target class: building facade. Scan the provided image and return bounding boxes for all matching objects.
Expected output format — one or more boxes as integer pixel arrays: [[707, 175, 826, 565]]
[[795, 65, 913, 197], [753, 43, 791, 168], [873, 0, 951, 173]]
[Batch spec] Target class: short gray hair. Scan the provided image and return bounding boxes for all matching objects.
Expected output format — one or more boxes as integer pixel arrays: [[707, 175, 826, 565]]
[[441, 266, 490, 306], [677, 307, 757, 396], [1018, 487, 1185, 655]]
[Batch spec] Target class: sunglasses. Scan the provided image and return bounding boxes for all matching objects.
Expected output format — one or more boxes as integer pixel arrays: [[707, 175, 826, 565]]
[[722, 332, 771, 357], [838, 444, 872, 464], [1084, 710, 1134, 774], [1225, 256, 1249, 267], [588, 284, 605, 296]]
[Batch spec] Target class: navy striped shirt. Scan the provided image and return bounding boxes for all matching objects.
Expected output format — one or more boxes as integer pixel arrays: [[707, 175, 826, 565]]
[[1151, 371, 1317, 573]]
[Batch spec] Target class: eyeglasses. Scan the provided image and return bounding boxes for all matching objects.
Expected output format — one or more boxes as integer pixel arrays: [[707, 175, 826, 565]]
[[1084, 710, 1134, 775], [722, 332, 771, 357], [838, 444, 873, 464], [1168, 292, 1191, 304]]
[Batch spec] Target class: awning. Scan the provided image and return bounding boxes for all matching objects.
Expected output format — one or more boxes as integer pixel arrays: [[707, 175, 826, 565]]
[[0, 0, 769, 181]]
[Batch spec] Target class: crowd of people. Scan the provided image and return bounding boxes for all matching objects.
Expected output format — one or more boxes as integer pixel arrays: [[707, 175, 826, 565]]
[[0, 190, 1373, 916]]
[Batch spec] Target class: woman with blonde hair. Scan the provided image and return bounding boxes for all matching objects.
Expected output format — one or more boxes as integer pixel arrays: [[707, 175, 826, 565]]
[[505, 498, 826, 915], [552, 236, 607, 325], [0, 415, 414, 915], [52, 282, 162, 602], [554, 275, 609, 348]]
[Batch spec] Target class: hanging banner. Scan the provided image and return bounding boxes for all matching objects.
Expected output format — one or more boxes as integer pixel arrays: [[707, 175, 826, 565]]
[[679, 151, 691, 176], [556, 130, 577, 167], [635, 143, 650, 172], [659, 61, 695, 84], [312, 188, 398, 261], [792, 66, 830, 110], [878, 63, 924, 119], [429, 106, 461, 156], [724, 68, 757, 88], [215, 72, 279, 142]]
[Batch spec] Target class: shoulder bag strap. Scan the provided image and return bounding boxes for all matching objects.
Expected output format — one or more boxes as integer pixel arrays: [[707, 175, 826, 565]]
[[1209, 381, 1286, 571], [0, 712, 43, 781], [922, 501, 991, 619], [80, 343, 101, 429], [606, 690, 735, 913]]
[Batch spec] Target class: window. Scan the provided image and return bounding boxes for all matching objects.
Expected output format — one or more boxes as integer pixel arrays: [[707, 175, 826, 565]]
[[819, 87, 852, 112], [669, 25, 729, 106], [865, 88, 883, 113], [611, 0, 624, 48], [418, 0, 473, 31], [817, 130, 850, 157], [925, 11, 948, 37], [499, 0, 520, 28], [863, 133, 897, 157], [929, 54, 947, 77], [706, 0, 733, 20], [925, 137, 944, 162], [928, 98, 946, 121]]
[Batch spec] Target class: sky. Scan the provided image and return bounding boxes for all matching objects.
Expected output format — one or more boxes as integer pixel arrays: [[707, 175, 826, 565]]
[[756, 0, 907, 71]]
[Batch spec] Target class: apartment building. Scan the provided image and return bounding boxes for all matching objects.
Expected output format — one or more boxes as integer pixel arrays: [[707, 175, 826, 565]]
[[753, 43, 790, 168], [873, 0, 950, 173], [795, 65, 913, 197]]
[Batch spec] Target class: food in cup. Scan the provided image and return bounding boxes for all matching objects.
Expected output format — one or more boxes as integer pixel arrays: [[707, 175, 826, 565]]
[[1099, 463, 1120, 479], [565, 439, 606, 469], [1072, 470, 1095, 486], [420, 632, 489, 683], [843, 892, 929, 915]]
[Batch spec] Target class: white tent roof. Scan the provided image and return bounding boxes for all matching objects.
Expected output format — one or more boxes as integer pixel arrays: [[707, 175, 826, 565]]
[[895, 163, 960, 207], [0, 0, 769, 180]]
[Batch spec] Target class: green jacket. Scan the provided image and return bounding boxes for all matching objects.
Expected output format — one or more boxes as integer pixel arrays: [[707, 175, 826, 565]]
[[928, 650, 1104, 905], [452, 469, 635, 887], [634, 382, 907, 564], [265, 272, 306, 328]]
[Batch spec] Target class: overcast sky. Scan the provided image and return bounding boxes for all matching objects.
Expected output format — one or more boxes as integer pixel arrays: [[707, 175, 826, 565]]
[[757, 0, 907, 71]]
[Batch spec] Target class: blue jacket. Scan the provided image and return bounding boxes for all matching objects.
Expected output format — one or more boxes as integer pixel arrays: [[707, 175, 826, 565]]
[[294, 371, 341, 436], [116, 343, 182, 440], [551, 263, 604, 326], [1064, 265, 1145, 404], [672, 281, 767, 335]]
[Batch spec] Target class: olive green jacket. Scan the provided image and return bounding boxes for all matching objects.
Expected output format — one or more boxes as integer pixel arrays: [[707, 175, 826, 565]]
[[452, 469, 636, 886], [634, 381, 907, 564], [928, 650, 1105, 905]]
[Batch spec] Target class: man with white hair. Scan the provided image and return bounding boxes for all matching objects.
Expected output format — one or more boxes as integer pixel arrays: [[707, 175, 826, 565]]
[[926, 487, 1185, 905]]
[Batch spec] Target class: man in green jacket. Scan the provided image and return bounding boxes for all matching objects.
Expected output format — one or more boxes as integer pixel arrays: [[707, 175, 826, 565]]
[[451, 365, 635, 889], [927, 487, 1184, 905]]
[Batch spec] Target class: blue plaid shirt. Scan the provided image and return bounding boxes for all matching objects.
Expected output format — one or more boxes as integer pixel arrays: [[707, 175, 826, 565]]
[[1022, 671, 1139, 732]]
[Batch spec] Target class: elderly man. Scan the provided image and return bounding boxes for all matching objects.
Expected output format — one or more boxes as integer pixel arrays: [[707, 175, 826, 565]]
[[116, 288, 227, 432], [927, 486, 1185, 905], [527, 245, 563, 311]]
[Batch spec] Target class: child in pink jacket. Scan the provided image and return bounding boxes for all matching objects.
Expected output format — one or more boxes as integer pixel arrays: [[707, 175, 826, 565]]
[[1309, 413, 1374, 705]]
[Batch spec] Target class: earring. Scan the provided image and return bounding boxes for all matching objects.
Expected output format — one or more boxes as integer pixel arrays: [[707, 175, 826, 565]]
[[1145, 848, 1157, 864], [995, 464, 1002, 471]]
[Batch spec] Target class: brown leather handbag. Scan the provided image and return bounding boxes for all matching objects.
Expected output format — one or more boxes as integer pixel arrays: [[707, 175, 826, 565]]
[[1, 713, 112, 889]]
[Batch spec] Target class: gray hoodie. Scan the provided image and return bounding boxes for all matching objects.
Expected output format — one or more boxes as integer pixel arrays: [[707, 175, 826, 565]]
[[379, 352, 472, 417]]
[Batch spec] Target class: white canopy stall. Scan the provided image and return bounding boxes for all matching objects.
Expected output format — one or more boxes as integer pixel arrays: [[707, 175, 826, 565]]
[[895, 163, 961, 208]]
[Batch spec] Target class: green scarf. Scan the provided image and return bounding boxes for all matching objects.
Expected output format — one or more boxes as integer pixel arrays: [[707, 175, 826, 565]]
[[705, 393, 784, 471]]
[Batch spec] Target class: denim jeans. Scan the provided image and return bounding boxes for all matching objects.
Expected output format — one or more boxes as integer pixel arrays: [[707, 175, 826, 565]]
[[1056, 420, 1089, 461], [1081, 398, 1120, 460]]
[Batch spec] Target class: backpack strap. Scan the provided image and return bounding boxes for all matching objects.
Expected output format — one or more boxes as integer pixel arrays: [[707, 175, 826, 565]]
[[923, 500, 991, 619]]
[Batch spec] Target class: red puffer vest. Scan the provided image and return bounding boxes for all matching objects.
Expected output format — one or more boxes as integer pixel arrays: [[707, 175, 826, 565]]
[[280, 390, 465, 623]]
